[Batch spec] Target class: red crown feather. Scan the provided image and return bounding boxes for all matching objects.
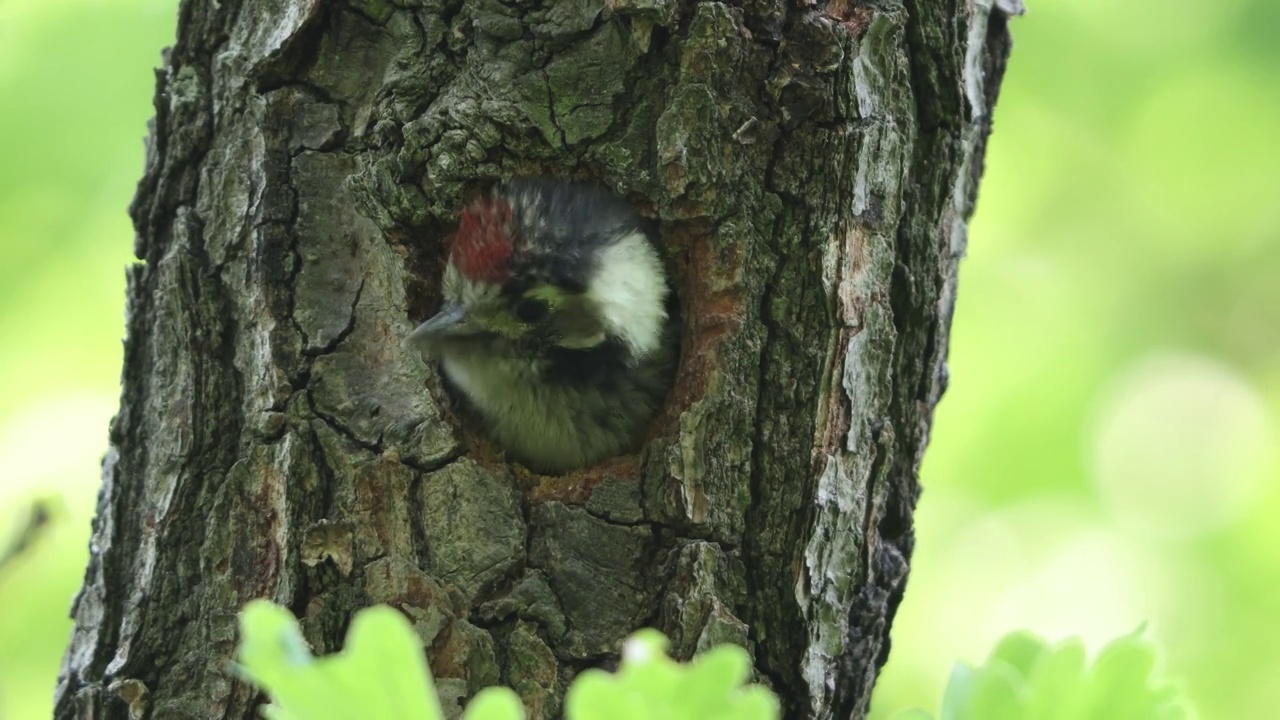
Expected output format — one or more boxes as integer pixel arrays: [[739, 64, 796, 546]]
[[451, 197, 514, 283]]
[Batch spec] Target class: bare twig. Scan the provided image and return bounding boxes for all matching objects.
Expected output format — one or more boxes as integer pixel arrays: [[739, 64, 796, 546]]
[[0, 500, 53, 577]]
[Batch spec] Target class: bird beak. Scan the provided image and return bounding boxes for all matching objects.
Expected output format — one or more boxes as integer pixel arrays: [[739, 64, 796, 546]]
[[407, 303, 472, 350]]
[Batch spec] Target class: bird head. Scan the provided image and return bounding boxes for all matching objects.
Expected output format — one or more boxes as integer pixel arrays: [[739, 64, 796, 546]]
[[408, 178, 670, 371]]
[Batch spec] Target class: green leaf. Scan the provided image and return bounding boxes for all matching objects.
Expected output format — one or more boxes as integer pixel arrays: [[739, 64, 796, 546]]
[[939, 663, 977, 720], [565, 629, 780, 720], [564, 669, 630, 720], [237, 603, 782, 720], [988, 630, 1051, 678], [965, 658, 1025, 720], [461, 687, 526, 720], [235, 600, 444, 720], [934, 627, 1195, 720], [1083, 627, 1191, 720], [1022, 637, 1087, 720]]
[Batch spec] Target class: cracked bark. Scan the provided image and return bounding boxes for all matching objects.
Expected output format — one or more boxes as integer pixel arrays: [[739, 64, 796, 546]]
[[56, 0, 1019, 718]]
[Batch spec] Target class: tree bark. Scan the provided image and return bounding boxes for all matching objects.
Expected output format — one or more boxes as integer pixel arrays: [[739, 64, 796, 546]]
[[56, 0, 1018, 717]]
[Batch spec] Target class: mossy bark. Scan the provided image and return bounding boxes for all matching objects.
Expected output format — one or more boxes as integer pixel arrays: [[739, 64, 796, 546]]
[[56, 0, 1019, 717]]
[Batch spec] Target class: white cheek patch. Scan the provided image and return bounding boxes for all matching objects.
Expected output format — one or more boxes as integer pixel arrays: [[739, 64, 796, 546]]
[[588, 231, 669, 360]]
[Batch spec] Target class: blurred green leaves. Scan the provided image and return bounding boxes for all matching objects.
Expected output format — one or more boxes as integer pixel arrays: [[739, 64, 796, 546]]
[[240, 602, 1187, 720], [565, 630, 778, 720], [894, 628, 1193, 720], [237, 603, 779, 720]]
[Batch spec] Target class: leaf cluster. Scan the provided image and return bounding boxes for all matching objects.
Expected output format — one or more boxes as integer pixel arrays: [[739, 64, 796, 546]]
[[236, 602, 1193, 720]]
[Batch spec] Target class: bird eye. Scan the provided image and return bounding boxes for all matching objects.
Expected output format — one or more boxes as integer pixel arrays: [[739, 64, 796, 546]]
[[515, 297, 550, 323]]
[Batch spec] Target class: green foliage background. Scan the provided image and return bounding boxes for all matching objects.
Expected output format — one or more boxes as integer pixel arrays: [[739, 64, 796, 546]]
[[0, 1, 1275, 717]]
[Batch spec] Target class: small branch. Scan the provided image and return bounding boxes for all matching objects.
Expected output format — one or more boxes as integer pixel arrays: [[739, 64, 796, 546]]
[[0, 499, 53, 577]]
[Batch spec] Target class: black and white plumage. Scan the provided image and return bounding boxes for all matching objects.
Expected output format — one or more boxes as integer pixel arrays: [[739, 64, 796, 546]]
[[408, 178, 678, 474]]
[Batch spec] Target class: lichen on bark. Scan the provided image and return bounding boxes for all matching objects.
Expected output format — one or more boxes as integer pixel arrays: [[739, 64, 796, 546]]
[[56, 0, 1019, 718]]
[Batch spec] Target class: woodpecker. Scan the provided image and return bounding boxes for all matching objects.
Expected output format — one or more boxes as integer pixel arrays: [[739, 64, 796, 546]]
[[408, 178, 678, 474]]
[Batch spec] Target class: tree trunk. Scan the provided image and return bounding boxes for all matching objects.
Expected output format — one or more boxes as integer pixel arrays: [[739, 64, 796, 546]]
[[56, 0, 1018, 717]]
